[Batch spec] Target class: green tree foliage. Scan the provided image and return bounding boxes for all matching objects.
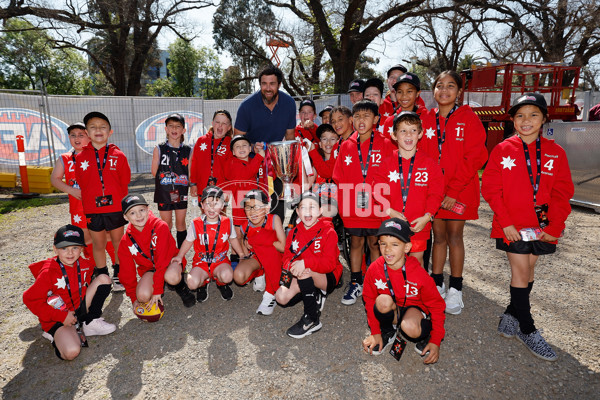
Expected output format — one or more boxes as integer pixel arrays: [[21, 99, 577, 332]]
[[169, 39, 202, 97], [0, 18, 92, 94]]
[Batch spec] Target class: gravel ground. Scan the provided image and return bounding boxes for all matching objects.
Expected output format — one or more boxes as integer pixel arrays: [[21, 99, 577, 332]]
[[1, 187, 599, 399]]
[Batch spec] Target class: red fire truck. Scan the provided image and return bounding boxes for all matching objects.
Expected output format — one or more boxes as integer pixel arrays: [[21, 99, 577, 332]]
[[460, 62, 581, 153]]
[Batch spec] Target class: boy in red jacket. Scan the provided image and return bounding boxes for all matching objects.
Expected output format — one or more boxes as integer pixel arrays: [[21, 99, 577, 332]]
[[482, 93, 574, 361], [118, 194, 196, 311], [362, 218, 445, 364], [374, 112, 444, 267], [276, 192, 343, 338], [333, 100, 394, 306], [76, 111, 131, 291], [23, 225, 115, 360], [295, 99, 319, 144]]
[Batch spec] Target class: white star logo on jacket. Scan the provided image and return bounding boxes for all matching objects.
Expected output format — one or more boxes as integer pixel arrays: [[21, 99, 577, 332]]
[[55, 276, 66, 290], [375, 279, 388, 290], [501, 156, 517, 170], [344, 155, 352, 166], [80, 160, 89, 171], [291, 240, 299, 252], [425, 128, 436, 139], [388, 170, 400, 183], [221, 232, 229, 242], [199, 143, 208, 151], [128, 244, 138, 256]]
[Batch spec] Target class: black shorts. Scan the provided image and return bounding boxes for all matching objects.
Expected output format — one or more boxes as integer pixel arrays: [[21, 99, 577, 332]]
[[158, 201, 188, 211], [346, 227, 379, 237], [495, 238, 556, 255], [86, 212, 127, 232], [325, 272, 338, 294]]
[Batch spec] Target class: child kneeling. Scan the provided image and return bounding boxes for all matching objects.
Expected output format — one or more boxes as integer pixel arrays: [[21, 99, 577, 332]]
[[23, 225, 115, 360], [173, 186, 247, 301], [362, 218, 445, 364], [118, 194, 196, 311], [276, 192, 342, 339]]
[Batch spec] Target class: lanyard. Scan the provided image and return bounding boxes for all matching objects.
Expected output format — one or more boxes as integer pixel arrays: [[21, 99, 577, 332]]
[[356, 132, 375, 185], [94, 144, 109, 194], [392, 100, 399, 114], [57, 259, 83, 311], [398, 154, 416, 213], [127, 227, 156, 264], [521, 137, 542, 204], [166, 143, 182, 190], [209, 136, 225, 177], [435, 105, 458, 162], [383, 262, 407, 310], [202, 215, 222, 269], [287, 227, 322, 267], [244, 216, 268, 238]]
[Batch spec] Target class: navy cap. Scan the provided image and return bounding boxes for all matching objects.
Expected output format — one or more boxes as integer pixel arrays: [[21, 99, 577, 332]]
[[83, 111, 111, 127], [393, 72, 421, 91], [348, 79, 365, 93], [299, 99, 316, 112], [293, 191, 321, 208], [165, 113, 185, 126], [363, 78, 384, 96], [122, 194, 148, 214], [377, 218, 414, 243], [201, 185, 224, 202], [319, 104, 334, 117], [230, 134, 252, 151], [67, 122, 86, 133], [387, 64, 408, 77], [508, 93, 548, 116], [242, 189, 269, 206], [54, 225, 86, 248]]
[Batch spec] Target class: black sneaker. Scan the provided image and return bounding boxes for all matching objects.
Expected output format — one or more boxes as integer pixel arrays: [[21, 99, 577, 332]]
[[176, 285, 196, 308], [197, 285, 209, 303], [286, 314, 322, 339], [217, 284, 234, 301], [414, 337, 430, 356], [372, 329, 396, 355]]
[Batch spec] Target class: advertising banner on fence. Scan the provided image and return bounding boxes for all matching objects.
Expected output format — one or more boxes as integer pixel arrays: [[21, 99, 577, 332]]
[[135, 111, 205, 155]]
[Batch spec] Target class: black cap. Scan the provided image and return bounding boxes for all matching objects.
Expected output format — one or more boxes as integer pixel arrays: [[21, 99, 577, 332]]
[[230, 134, 252, 151], [293, 191, 320, 208], [54, 224, 86, 248], [201, 185, 224, 202], [299, 99, 316, 112], [348, 79, 365, 93], [67, 122, 86, 133], [83, 111, 111, 127], [122, 194, 148, 214], [508, 93, 548, 116], [363, 78, 384, 96], [393, 72, 421, 91], [318, 104, 334, 117], [376, 218, 414, 243], [242, 189, 269, 206], [315, 124, 337, 140], [165, 113, 185, 126], [387, 64, 408, 77]]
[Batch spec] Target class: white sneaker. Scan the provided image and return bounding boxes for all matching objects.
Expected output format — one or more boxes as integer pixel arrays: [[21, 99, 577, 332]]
[[42, 331, 53, 343], [437, 283, 447, 299], [112, 276, 125, 292], [252, 274, 266, 292], [83, 318, 116, 336], [445, 287, 464, 315], [256, 292, 276, 315]]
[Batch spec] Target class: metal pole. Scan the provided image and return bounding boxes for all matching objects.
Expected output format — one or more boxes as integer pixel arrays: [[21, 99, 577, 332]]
[[43, 88, 57, 167], [38, 86, 54, 167], [130, 97, 139, 173]]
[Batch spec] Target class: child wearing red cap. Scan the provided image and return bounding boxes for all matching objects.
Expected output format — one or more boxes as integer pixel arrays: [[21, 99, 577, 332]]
[[482, 93, 574, 361]]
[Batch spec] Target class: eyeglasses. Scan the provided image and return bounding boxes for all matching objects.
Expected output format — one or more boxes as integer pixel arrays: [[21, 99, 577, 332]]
[[244, 205, 265, 211]]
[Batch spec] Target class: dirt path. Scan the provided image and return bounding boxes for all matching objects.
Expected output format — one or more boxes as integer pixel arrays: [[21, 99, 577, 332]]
[[1, 193, 598, 399]]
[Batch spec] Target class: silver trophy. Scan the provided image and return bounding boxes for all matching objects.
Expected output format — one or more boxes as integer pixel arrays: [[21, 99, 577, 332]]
[[267, 140, 300, 201]]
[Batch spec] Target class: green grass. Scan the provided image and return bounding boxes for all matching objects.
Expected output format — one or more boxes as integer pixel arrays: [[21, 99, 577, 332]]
[[0, 197, 60, 214]]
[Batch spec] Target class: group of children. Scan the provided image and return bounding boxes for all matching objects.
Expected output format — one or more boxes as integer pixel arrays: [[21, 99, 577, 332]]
[[24, 68, 574, 364]]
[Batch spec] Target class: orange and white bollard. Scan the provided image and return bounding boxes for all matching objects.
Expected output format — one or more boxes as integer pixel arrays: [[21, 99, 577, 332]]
[[16, 135, 29, 194]]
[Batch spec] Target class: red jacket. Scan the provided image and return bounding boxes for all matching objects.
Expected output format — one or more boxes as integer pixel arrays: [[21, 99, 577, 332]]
[[308, 149, 336, 184], [60, 152, 85, 225], [190, 132, 232, 192], [418, 106, 488, 220], [23, 256, 95, 332], [294, 124, 319, 144], [332, 131, 394, 229], [380, 104, 428, 142], [363, 256, 446, 346], [373, 150, 444, 241], [481, 135, 574, 241], [282, 218, 342, 282], [379, 94, 426, 122], [117, 212, 180, 303], [191, 215, 233, 267], [223, 154, 265, 223], [75, 143, 131, 215]]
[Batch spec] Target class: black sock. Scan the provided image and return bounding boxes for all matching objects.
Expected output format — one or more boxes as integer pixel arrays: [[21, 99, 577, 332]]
[[351, 271, 363, 285], [510, 286, 536, 334], [176, 230, 187, 249], [112, 264, 119, 276], [504, 285, 517, 317], [86, 284, 111, 323], [430, 273, 444, 287], [174, 274, 188, 292], [449, 276, 463, 291], [95, 266, 109, 276], [528, 281, 534, 294], [298, 277, 318, 321], [373, 306, 395, 334]]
